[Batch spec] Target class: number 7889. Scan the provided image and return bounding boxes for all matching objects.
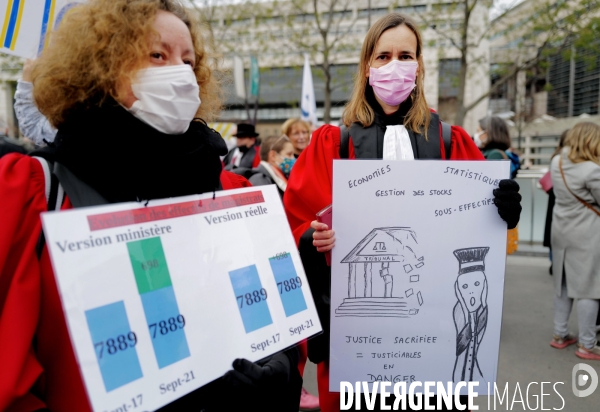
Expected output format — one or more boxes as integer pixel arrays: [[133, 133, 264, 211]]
[[237, 289, 268, 308], [277, 277, 302, 294]]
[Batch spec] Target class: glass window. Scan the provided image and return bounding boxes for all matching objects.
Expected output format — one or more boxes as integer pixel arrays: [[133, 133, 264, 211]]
[[322, 10, 353, 20], [358, 8, 389, 19], [394, 5, 427, 14], [438, 58, 461, 98], [431, 2, 465, 12], [227, 18, 251, 27], [294, 13, 316, 23]]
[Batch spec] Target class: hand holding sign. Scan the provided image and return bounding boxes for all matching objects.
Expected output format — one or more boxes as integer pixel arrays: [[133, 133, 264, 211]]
[[42, 186, 321, 411]]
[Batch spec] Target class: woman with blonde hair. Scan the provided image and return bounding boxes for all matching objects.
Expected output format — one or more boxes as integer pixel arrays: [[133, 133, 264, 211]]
[[0, 0, 300, 410], [550, 122, 600, 360], [281, 117, 311, 157], [284, 12, 522, 411]]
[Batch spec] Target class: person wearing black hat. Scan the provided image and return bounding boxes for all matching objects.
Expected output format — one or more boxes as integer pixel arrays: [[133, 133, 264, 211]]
[[223, 123, 261, 172]]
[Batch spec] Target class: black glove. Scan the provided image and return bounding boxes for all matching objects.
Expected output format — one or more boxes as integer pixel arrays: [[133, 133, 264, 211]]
[[223, 353, 291, 391], [222, 354, 297, 411], [493, 179, 522, 229], [159, 352, 298, 412]]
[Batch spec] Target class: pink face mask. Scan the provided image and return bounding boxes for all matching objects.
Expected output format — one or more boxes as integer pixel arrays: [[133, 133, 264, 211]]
[[369, 60, 418, 106]]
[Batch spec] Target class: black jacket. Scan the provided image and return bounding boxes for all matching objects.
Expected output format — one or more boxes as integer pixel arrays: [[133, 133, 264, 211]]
[[158, 351, 302, 412], [34, 102, 302, 412], [301, 110, 445, 365], [248, 163, 285, 199], [223, 145, 259, 170]]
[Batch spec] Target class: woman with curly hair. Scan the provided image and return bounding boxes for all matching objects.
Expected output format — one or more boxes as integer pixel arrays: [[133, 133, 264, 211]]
[[0, 1, 300, 410]]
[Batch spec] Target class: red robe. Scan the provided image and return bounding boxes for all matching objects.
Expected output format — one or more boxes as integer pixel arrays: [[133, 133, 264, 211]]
[[283, 123, 484, 412], [285, 124, 484, 244], [0, 154, 250, 412]]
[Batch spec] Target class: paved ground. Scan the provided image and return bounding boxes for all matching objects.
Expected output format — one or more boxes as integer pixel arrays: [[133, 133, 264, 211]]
[[301, 255, 600, 411]]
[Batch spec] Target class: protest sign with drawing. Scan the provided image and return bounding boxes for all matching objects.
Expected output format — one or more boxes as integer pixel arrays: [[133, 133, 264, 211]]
[[330, 160, 510, 395]]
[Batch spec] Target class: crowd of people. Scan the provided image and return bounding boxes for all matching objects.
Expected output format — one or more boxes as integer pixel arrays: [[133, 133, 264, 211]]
[[1, 0, 596, 411]]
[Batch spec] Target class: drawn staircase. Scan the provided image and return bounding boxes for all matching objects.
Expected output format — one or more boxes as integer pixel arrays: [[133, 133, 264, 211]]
[[335, 297, 417, 317]]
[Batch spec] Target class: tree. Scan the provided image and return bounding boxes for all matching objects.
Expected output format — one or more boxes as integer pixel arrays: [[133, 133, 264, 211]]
[[269, 0, 359, 123], [395, 0, 600, 127], [189, 1, 367, 123], [188, 0, 269, 124], [187, 0, 256, 55], [0, 54, 24, 77]]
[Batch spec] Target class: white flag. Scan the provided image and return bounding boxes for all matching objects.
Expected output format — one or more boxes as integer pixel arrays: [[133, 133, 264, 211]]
[[300, 54, 317, 126], [233, 55, 246, 99]]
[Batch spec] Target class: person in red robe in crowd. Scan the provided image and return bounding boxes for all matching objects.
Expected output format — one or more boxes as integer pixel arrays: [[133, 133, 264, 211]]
[[284, 13, 521, 412], [0, 1, 301, 411]]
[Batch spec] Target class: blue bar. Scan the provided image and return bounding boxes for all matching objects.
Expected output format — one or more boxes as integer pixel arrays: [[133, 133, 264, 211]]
[[229, 265, 273, 333], [37, 0, 53, 54], [140, 286, 190, 369], [85, 301, 143, 392], [4, 0, 21, 48], [269, 254, 307, 317]]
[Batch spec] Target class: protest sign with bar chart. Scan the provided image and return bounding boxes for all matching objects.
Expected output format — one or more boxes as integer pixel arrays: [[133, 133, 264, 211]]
[[42, 185, 321, 412]]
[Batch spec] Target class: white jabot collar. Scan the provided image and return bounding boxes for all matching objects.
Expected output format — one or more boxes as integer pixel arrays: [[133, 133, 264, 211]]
[[383, 125, 414, 161]]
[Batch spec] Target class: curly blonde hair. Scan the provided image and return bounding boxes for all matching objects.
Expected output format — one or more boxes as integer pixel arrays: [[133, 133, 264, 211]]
[[281, 118, 311, 137], [341, 13, 430, 134], [32, 0, 221, 127]]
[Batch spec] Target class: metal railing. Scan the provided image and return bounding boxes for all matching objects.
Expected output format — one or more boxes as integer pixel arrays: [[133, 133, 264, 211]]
[[513, 134, 560, 169], [515, 170, 549, 246], [521, 136, 559, 169]]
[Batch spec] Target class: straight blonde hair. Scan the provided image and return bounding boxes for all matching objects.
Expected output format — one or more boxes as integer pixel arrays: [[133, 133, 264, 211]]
[[565, 122, 600, 165], [342, 13, 430, 134]]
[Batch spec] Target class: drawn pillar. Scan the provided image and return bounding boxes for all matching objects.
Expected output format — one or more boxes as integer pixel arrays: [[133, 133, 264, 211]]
[[364, 263, 372, 297], [380, 262, 392, 298], [348, 264, 357, 298]]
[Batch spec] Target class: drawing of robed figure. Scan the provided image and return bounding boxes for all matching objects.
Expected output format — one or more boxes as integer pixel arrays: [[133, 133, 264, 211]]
[[452, 247, 489, 385]]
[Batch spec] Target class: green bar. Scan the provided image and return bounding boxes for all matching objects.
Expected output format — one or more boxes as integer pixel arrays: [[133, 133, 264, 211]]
[[127, 237, 172, 294]]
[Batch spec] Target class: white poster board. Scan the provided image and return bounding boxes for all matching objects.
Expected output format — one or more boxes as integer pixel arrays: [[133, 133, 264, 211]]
[[330, 160, 510, 395], [0, 0, 80, 58], [42, 185, 321, 412]]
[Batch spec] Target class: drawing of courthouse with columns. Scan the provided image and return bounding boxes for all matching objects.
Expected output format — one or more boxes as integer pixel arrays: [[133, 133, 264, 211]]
[[336, 227, 425, 317]]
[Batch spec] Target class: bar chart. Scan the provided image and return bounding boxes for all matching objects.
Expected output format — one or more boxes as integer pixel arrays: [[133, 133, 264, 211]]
[[269, 253, 307, 317], [85, 301, 143, 391], [229, 264, 273, 333], [42, 185, 322, 412], [127, 237, 190, 368]]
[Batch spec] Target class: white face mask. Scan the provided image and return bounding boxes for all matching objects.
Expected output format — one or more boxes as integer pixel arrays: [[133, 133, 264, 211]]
[[128, 65, 201, 135], [474, 131, 485, 148]]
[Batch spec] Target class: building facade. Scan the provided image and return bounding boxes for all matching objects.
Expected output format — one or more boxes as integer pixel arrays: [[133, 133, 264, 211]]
[[489, 0, 600, 122], [202, 0, 491, 134], [0, 55, 21, 137], [0, 1, 493, 137]]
